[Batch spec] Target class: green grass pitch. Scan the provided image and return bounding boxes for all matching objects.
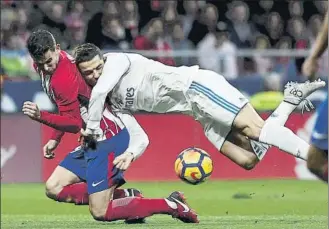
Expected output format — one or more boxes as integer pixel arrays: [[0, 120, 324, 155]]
[[1, 180, 328, 228]]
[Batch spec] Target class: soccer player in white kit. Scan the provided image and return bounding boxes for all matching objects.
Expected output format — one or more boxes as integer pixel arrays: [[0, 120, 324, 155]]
[[74, 43, 325, 171]]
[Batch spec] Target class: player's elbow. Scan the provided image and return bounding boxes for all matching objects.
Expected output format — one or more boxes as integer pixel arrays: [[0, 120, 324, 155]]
[[66, 118, 83, 133], [241, 156, 258, 170], [63, 123, 81, 134], [140, 132, 150, 152], [132, 133, 149, 160], [71, 122, 82, 133], [92, 89, 108, 100]]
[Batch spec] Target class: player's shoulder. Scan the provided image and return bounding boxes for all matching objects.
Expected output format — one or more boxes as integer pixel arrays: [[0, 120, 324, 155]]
[[54, 51, 76, 75], [51, 51, 78, 85], [104, 52, 145, 60], [103, 52, 134, 70], [59, 50, 75, 65], [104, 52, 129, 60]]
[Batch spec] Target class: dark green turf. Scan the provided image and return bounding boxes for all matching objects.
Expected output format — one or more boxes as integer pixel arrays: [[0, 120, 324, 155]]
[[1, 180, 328, 228]]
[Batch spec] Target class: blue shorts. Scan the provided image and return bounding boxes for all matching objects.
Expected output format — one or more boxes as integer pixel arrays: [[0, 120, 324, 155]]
[[311, 95, 328, 151], [84, 128, 130, 194], [59, 146, 87, 181]]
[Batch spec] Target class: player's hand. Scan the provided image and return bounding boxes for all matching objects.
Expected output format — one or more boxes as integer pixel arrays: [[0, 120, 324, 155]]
[[22, 101, 41, 120], [302, 57, 319, 80], [113, 152, 134, 171], [80, 128, 99, 150], [43, 140, 59, 159]]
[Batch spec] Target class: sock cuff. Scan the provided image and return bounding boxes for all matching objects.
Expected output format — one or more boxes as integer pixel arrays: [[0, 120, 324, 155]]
[[250, 140, 270, 160], [259, 121, 273, 143]]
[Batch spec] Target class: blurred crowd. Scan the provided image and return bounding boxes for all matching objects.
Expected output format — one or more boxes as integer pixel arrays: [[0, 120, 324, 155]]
[[1, 0, 328, 82]]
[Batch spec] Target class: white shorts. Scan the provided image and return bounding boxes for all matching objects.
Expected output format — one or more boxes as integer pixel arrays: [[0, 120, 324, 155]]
[[186, 69, 249, 150]]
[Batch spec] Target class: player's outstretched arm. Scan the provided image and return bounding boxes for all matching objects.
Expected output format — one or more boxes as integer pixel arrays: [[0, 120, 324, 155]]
[[309, 11, 328, 60], [40, 108, 82, 134], [302, 10, 328, 79], [22, 100, 81, 133], [112, 110, 149, 170], [86, 53, 130, 133], [115, 110, 150, 160], [40, 69, 88, 133]]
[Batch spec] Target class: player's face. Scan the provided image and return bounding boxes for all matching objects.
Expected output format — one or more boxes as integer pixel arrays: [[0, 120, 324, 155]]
[[78, 55, 104, 87], [34, 44, 60, 75]]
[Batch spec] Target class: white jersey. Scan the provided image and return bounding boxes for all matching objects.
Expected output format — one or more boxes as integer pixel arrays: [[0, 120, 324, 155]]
[[107, 53, 199, 113], [86, 52, 248, 152], [86, 53, 199, 130]]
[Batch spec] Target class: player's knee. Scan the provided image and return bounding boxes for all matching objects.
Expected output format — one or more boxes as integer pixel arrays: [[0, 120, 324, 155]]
[[242, 123, 264, 140], [307, 147, 323, 171], [234, 104, 265, 140], [241, 156, 258, 170], [89, 205, 107, 221], [45, 179, 62, 200]]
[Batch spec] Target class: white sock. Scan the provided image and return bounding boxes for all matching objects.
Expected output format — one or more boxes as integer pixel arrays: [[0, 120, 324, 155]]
[[259, 121, 309, 160], [266, 102, 297, 126], [250, 101, 298, 160]]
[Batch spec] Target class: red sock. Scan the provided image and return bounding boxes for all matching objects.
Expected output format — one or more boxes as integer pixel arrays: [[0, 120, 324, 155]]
[[104, 197, 172, 221], [56, 182, 89, 205]]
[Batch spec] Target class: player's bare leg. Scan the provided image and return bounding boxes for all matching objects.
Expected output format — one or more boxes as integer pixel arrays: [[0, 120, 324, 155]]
[[307, 146, 328, 182], [89, 185, 198, 223], [45, 166, 87, 204], [220, 139, 258, 170], [220, 132, 259, 170], [220, 80, 320, 166], [46, 166, 143, 205], [233, 80, 326, 161]]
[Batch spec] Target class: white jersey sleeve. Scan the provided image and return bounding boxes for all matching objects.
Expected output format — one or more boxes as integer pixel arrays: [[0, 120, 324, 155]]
[[86, 53, 131, 131], [114, 110, 149, 160]]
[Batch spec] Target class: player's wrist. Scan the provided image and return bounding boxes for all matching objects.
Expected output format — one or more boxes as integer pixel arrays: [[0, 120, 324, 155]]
[[86, 120, 101, 132], [309, 53, 320, 61], [126, 152, 135, 161], [37, 110, 45, 120]]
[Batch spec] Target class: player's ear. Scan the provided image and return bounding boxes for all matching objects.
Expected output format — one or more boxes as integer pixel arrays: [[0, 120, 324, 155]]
[[55, 44, 61, 51]]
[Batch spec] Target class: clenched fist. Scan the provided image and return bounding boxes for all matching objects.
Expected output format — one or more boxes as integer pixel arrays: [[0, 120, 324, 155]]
[[43, 140, 59, 159]]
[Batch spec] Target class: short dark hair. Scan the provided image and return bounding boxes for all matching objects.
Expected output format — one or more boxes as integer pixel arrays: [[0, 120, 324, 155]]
[[26, 30, 56, 60], [73, 43, 102, 65]]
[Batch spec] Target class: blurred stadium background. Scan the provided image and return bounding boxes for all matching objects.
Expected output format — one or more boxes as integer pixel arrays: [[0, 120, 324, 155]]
[[1, 0, 328, 228]]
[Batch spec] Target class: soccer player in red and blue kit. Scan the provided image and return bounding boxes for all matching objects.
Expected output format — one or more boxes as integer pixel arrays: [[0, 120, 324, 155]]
[[23, 30, 140, 207], [22, 30, 198, 223], [302, 11, 328, 183]]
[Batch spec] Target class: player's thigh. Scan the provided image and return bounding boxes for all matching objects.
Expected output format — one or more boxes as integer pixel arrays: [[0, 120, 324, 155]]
[[226, 131, 253, 152], [46, 148, 87, 194], [85, 150, 126, 196], [47, 166, 82, 188], [232, 103, 265, 139], [188, 69, 250, 132], [201, 119, 258, 169], [307, 145, 328, 170], [86, 129, 130, 217], [58, 147, 88, 181], [86, 152, 125, 219], [89, 186, 117, 219]]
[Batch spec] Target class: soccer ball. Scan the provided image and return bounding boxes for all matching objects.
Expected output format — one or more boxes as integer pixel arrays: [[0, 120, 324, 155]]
[[174, 147, 213, 185]]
